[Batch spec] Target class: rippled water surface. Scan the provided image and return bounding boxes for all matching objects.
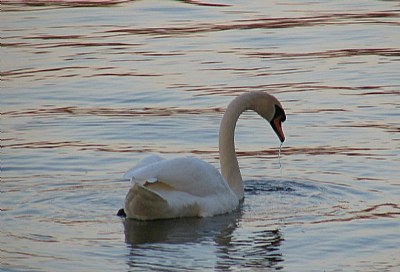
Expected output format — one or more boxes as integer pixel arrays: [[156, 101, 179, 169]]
[[1, 0, 400, 271]]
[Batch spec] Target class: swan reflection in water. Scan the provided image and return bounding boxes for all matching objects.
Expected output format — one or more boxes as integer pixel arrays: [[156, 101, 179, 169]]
[[123, 209, 284, 271]]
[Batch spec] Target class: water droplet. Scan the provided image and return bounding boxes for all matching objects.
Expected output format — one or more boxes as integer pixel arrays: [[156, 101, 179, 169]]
[[278, 143, 283, 174]]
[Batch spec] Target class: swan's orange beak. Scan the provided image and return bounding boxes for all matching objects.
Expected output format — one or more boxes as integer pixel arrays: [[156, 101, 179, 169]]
[[271, 117, 285, 143]]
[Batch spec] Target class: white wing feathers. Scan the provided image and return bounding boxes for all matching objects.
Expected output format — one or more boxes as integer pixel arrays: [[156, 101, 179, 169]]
[[124, 155, 230, 197], [123, 154, 164, 180]]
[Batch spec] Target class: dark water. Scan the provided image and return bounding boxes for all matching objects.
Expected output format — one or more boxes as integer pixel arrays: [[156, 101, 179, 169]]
[[1, 0, 400, 271]]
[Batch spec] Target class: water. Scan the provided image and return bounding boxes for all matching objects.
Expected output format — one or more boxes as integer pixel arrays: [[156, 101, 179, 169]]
[[1, 0, 399, 271]]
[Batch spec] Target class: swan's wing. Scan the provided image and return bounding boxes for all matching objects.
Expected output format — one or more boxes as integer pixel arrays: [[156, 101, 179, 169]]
[[123, 154, 164, 180], [125, 156, 231, 197]]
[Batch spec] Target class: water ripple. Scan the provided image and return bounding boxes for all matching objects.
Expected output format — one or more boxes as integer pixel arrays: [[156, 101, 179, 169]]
[[2, 106, 224, 117], [1, 0, 130, 7], [103, 11, 399, 37], [244, 48, 400, 59]]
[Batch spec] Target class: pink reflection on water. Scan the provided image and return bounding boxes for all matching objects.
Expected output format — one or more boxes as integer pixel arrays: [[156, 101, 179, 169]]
[[0, 0, 129, 6]]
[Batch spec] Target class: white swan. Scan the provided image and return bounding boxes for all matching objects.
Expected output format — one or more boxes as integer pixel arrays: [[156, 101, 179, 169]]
[[122, 91, 286, 220]]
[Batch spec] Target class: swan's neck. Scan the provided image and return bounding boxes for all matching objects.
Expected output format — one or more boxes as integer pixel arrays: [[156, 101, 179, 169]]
[[219, 94, 253, 200]]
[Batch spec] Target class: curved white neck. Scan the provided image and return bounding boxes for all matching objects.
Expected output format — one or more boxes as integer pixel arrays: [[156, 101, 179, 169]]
[[219, 93, 254, 200]]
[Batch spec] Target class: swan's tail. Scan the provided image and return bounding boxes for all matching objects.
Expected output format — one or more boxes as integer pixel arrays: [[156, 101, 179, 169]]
[[124, 183, 170, 220]]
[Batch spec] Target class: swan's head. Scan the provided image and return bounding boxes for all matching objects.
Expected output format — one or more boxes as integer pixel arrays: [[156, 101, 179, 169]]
[[253, 92, 286, 143]]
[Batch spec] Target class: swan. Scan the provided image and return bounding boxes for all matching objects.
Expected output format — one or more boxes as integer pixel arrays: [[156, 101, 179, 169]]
[[121, 91, 286, 220]]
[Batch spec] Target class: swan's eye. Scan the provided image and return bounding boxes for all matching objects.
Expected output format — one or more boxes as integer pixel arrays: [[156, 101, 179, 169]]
[[274, 105, 286, 122]]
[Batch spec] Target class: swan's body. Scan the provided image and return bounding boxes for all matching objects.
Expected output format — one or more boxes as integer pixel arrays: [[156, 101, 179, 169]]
[[123, 91, 286, 220], [123, 155, 238, 220]]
